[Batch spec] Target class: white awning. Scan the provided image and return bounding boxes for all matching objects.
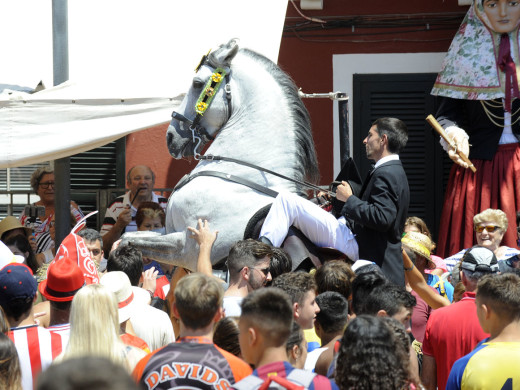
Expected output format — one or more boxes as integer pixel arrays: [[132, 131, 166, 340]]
[[0, 0, 288, 168]]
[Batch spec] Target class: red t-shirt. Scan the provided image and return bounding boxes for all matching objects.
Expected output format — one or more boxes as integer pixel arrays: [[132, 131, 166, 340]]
[[411, 290, 433, 343], [422, 291, 488, 390]]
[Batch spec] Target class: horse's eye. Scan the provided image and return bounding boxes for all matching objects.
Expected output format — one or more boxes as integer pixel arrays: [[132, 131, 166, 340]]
[[192, 79, 204, 89]]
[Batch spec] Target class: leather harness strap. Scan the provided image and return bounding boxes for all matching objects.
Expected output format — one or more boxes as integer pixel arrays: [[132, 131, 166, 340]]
[[198, 154, 333, 197], [174, 170, 279, 198]]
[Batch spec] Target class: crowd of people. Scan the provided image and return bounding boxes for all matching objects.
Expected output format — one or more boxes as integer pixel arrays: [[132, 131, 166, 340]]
[[0, 117, 519, 389]]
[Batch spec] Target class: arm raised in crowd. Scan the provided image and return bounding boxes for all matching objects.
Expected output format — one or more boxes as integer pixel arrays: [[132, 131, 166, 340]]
[[402, 249, 450, 309]]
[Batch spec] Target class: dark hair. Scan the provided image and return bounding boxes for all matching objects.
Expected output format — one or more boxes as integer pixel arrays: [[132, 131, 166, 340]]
[[285, 322, 304, 354], [314, 260, 355, 300], [315, 291, 349, 334], [0, 333, 21, 390], [227, 239, 273, 281], [1, 296, 34, 323], [272, 272, 317, 306], [4, 235, 39, 274], [477, 273, 520, 322], [36, 356, 138, 390], [360, 284, 416, 317], [240, 287, 293, 347], [213, 317, 241, 357], [354, 263, 385, 277], [106, 245, 143, 286], [335, 315, 408, 390], [150, 297, 170, 317], [351, 271, 388, 315], [373, 117, 408, 154], [135, 201, 166, 229], [77, 228, 103, 250], [268, 248, 292, 282]]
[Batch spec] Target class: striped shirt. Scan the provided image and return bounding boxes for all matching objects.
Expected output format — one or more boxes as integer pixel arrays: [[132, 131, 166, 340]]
[[48, 323, 70, 352], [100, 192, 168, 236], [19, 204, 84, 254], [9, 324, 64, 390]]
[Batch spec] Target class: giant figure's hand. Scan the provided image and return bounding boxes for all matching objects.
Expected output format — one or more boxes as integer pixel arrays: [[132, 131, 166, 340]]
[[441, 126, 470, 169]]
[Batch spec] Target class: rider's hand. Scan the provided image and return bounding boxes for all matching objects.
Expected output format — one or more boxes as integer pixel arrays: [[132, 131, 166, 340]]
[[336, 181, 353, 202]]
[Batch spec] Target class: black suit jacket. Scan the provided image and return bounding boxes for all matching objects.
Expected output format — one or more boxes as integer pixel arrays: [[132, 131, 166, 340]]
[[341, 159, 409, 285]]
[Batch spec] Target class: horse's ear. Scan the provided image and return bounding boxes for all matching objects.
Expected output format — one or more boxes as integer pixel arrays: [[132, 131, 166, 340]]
[[211, 38, 239, 67]]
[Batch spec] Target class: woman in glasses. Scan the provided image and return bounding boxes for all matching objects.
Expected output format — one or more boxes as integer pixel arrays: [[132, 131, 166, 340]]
[[444, 209, 520, 272], [18, 166, 84, 259]]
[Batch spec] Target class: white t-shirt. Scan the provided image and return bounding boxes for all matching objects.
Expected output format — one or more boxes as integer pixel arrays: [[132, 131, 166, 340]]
[[223, 296, 243, 317]]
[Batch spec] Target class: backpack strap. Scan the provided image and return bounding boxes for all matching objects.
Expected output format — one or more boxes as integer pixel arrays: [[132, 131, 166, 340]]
[[235, 369, 317, 390], [234, 375, 265, 390], [286, 368, 317, 388], [433, 279, 447, 299]]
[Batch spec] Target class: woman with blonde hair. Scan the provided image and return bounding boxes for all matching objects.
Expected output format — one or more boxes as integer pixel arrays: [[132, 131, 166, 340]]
[[56, 284, 145, 372], [444, 208, 520, 272]]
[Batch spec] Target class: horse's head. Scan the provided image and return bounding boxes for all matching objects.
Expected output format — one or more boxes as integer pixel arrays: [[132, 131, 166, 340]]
[[167, 39, 239, 159]]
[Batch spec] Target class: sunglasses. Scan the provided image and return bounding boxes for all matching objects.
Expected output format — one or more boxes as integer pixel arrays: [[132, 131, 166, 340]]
[[252, 267, 270, 276], [241, 266, 270, 276], [474, 225, 500, 233]]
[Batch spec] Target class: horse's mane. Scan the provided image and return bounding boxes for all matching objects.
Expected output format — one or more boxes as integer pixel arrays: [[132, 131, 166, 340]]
[[209, 47, 320, 185]]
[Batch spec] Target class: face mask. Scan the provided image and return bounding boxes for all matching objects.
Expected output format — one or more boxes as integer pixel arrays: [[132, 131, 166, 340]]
[[152, 227, 166, 235]]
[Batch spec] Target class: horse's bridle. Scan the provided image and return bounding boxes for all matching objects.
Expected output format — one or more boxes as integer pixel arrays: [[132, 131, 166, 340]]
[[171, 56, 232, 160]]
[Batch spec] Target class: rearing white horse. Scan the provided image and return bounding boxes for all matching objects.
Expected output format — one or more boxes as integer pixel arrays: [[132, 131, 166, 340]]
[[124, 39, 319, 269]]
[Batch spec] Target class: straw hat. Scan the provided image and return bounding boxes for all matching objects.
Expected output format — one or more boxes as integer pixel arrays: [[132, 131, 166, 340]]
[[402, 232, 435, 269], [0, 217, 32, 240]]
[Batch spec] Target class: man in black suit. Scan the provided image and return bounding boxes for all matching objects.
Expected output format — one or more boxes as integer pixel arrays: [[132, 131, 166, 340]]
[[337, 117, 409, 285], [259, 117, 409, 285]]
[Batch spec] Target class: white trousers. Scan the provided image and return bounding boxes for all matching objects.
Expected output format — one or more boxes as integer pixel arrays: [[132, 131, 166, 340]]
[[260, 192, 359, 261]]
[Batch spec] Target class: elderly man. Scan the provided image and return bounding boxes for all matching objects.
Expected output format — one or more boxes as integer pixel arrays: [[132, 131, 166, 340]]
[[100, 165, 168, 254]]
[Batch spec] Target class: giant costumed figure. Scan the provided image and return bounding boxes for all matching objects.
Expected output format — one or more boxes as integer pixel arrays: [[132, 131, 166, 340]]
[[432, 0, 520, 257]]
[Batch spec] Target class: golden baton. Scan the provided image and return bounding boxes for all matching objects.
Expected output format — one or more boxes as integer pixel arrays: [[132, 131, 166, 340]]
[[426, 115, 476, 173]]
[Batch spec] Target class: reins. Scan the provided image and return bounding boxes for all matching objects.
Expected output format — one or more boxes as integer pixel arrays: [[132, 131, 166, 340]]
[[198, 154, 335, 197]]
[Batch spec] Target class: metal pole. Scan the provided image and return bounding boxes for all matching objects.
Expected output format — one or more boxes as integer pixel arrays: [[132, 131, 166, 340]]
[[298, 89, 350, 168], [52, 0, 70, 247], [337, 93, 350, 166]]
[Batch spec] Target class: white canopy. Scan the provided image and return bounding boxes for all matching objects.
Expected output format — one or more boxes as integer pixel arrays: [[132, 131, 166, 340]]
[[0, 0, 288, 168]]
